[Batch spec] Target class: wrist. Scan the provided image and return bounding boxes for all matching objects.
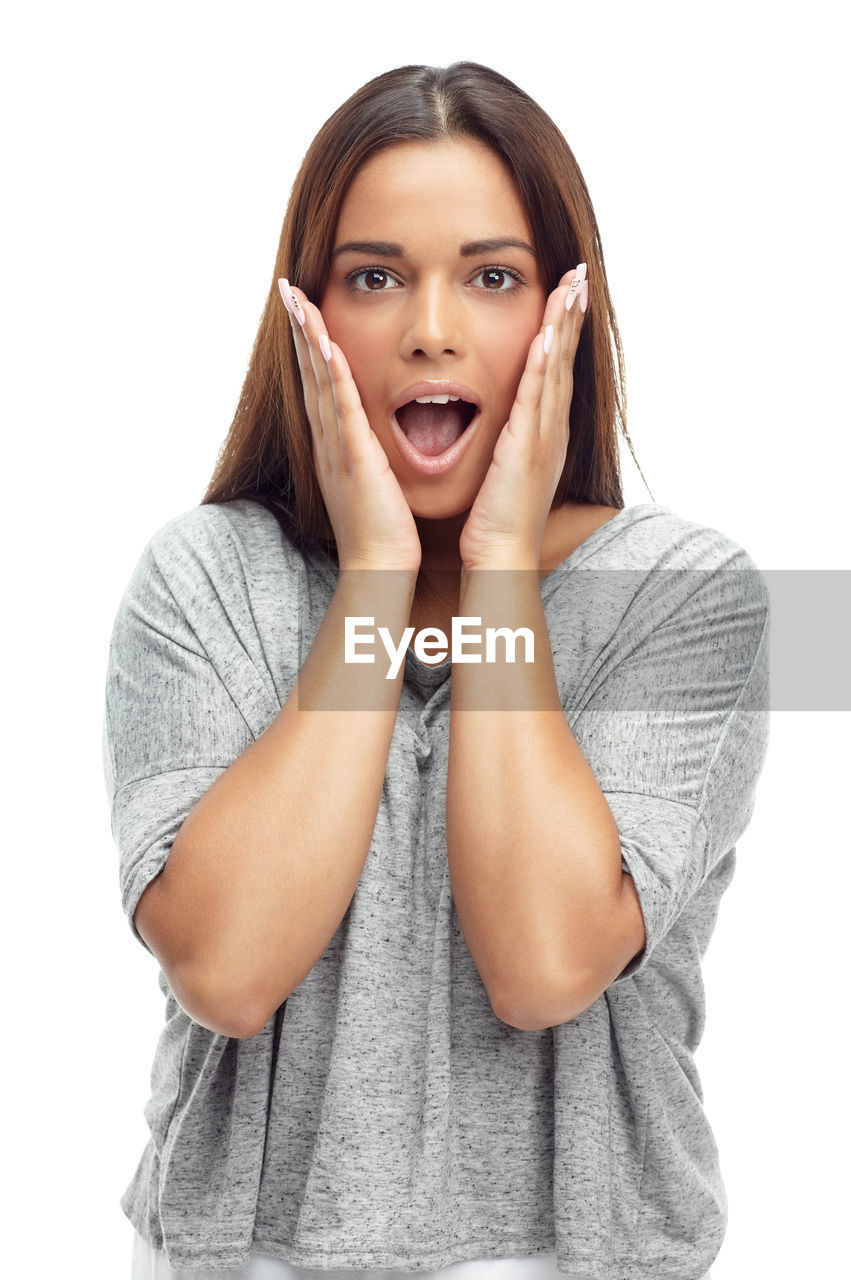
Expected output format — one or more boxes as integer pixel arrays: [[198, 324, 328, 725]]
[[460, 535, 542, 575], [460, 552, 541, 577], [338, 557, 421, 579]]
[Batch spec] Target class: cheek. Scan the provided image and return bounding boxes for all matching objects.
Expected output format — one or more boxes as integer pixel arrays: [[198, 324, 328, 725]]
[[483, 315, 540, 402], [324, 312, 388, 402]]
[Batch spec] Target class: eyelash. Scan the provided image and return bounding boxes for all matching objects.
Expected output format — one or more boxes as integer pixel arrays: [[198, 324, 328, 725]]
[[343, 263, 526, 296]]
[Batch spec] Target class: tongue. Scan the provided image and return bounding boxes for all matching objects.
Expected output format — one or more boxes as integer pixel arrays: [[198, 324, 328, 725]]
[[396, 402, 470, 457]]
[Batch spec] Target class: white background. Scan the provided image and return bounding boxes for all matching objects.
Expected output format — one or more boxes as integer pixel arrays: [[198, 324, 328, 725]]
[[3, 1, 848, 1275]]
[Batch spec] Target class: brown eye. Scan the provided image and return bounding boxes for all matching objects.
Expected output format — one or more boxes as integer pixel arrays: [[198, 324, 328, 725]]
[[472, 266, 522, 294], [346, 267, 401, 293]]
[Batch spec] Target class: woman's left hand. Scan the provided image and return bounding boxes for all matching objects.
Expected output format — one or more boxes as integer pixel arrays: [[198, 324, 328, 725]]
[[458, 264, 589, 571]]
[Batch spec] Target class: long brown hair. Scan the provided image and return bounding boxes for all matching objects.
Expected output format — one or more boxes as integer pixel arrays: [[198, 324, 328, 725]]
[[202, 62, 651, 558]]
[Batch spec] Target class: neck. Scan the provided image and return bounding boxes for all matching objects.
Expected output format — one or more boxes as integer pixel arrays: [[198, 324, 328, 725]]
[[413, 512, 467, 608]]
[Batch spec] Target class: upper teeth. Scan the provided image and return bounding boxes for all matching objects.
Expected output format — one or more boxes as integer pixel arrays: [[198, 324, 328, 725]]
[[414, 394, 460, 404]]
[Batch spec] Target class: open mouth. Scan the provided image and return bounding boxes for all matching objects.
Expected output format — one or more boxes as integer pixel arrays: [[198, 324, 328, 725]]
[[393, 397, 479, 458]]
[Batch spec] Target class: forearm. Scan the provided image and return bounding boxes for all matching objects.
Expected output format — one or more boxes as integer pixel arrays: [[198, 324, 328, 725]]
[[446, 566, 631, 1027], [143, 567, 418, 1037]]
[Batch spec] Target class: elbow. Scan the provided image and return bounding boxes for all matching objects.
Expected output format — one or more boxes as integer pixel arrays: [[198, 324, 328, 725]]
[[494, 948, 644, 1032], [170, 956, 276, 1040], [495, 875, 649, 1030], [134, 873, 279, 1039], [492, 976, 593, 1031], [491, 940, 618, 1030]]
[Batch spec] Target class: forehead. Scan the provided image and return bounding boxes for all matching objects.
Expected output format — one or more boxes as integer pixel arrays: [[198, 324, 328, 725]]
[[334, 138, 532, 245]]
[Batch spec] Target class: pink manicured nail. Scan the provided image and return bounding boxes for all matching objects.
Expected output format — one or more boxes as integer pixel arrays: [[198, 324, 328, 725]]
[[289, 290, 307, 327], [278, 277, 306, 327], [565, 262, 588, 312], [579, 280, 589, 314], [319, 333, 332, 362], [543, 324, 553, 356], [278, 279, 295, 316]]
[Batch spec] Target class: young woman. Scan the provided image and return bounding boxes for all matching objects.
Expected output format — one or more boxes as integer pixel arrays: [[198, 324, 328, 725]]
[[104, 62, 770, 1280]]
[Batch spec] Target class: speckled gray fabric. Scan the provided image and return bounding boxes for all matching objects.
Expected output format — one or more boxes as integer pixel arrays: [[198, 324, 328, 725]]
[[102, 498, 768, 1277]]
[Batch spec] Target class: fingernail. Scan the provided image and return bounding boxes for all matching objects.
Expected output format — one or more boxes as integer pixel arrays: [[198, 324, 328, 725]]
[[290, 290, 307, 328], [279, 277, 306, 327], [319, 333, 332, 362], [278, 278, 294, 317], [565, 262, 588, 312], [579, 280, 589, 314], [543, 324, 553, 356]]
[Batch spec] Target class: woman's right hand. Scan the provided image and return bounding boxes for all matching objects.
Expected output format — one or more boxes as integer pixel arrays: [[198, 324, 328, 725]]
[[279, 279, 422, 575]]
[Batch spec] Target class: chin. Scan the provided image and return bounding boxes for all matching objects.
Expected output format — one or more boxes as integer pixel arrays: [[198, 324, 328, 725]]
[[401, 481, 478, 523]]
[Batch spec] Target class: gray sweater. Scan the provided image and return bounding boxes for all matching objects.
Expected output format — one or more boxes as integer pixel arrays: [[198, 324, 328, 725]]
[[102, 498, 770, 1277]]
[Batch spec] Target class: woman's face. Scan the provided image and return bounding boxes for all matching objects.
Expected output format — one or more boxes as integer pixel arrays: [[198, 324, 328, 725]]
[[319, 138, 548, 522]]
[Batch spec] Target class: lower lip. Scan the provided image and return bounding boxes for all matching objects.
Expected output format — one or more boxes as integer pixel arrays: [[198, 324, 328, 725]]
[[390, 408, 482, 476]]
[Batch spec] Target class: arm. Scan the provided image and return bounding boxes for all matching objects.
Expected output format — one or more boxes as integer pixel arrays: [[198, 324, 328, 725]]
[[446, 565, 646, 1030], [136, 566, 418, 1039]]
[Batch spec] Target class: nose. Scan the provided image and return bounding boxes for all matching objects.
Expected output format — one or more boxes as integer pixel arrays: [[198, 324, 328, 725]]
[[400, 278, 466, 361]]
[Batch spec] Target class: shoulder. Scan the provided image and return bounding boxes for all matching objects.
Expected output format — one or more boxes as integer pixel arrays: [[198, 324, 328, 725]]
[[146, 498, 293, 572], [110, 500, 324, 640], [560, 505, 770, 678], [137, 498, 324, 601], [611, 502, 756, 562], [601, 503, 770, 614]]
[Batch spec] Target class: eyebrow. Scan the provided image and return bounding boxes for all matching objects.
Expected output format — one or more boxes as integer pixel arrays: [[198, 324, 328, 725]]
[[331, 237, 536, 259]]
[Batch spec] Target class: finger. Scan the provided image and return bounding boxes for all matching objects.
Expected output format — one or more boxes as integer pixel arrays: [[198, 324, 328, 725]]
[[505, 328, 549, 440], [557, 268, 588, 426], [539, 312, 565, 440], [288, 286, 342, 450], [321, 338, 382, 463], [536, 270, 579, 392], [564, 262, 587, 316], [557, 270, 583, 399], [288, 286, 378, 463], [279, 278, 323, 441], [536, 274, 577, 436], [540, 272, 576, 334]]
